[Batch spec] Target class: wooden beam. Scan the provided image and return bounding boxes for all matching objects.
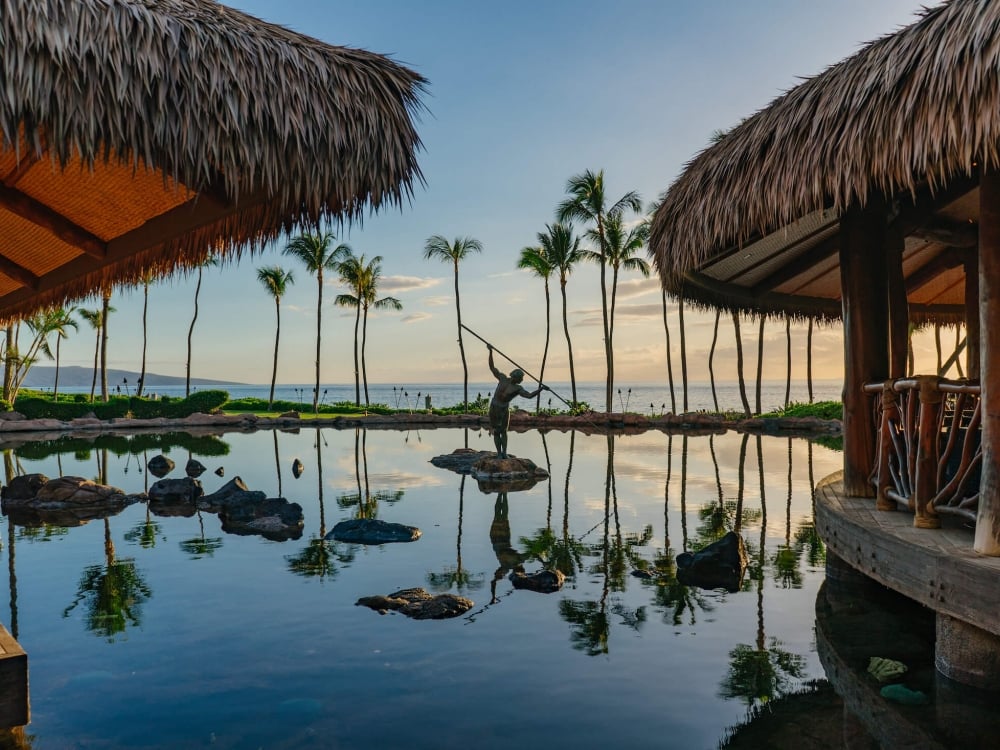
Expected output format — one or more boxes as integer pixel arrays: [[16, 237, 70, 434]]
[[910, 217, 978, 248], [0, 183, 106, 259], [905, 247, 964, 294], [887, 224, 908, 378], [893, 172, 979, 236], [750, 233, 839, 295], [966, 249, 980, 379], [840, 197, 889, 498], [2, 155, 38, 188], [0, 254, 38, 290], [976, 168, 1000, 554], [720, 221, 836, 283], [0, 187, 271, 311]]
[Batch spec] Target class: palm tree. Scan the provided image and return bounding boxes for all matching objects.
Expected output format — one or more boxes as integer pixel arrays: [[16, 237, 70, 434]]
[[79, 306, 112, 403], [335, 253, 367, 406], [733, 311, 751, 417], [44, 307, 77, 400], [99, 286, 113, 401], [538, 223, 584, 405], [678, 294, 689, 411], [186, 255, 218, 397], [256, 265, 295, 410], [283, 232, 350, 413], [806, 318, 814, 403], [755, 316, 765, 415], [582, 212, 650, 401], [10, 309, 70, 401], [557, 169, 642, 412], [136, 272, 154, 398], [662, 290, 677, 413], [518, 244, 555, 413], [784, 316, 792, 408], [708, 309, 721, 412], [422, 235, 483, 411]]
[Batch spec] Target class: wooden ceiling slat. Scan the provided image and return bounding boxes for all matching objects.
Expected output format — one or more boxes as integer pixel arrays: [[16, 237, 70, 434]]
[[750, 233, 840, 294], [0, 183, 106, 259], [905, 247, 964, 294], [0, 255, 39, 289]]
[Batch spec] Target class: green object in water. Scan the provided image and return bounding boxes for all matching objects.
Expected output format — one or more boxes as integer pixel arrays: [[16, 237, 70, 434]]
[[867, 656, 907, 682], [880, 683, 929, 705]]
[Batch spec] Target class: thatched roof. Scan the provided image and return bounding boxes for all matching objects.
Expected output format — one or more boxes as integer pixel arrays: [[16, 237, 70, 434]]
[[0, 0, 426, 321], [650, 0, 987, 323]]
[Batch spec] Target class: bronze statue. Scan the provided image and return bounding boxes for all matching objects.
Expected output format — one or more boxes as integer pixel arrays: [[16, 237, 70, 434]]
[[488, 345, 547, 457]]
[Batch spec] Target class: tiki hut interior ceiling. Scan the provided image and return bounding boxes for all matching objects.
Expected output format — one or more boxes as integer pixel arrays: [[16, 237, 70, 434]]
[[0, 0, 426, 322], [649, 0, 989, 323]]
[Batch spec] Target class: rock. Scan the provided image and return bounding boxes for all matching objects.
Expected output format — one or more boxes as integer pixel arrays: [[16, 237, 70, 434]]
[[356, 588, 473, 619], [185, 459, 207, 478], [676, 530, 747, 592], [327, 518, 421, 544], [279, 411, 300, 419], [631, 568, 657, 580], [1, 473, 48, 501], [472, 455, 548, 480], [215, 467, 225, 477], [2, 475, 140, 524], [199, 476, 266, 512], [510, 568, 565, 593], [430, 449, 493, 474], [291, 458, 304, 478], [148, 478, 203, 517], [147, 454, 175, 478], [0, 411, 25, 421], [219, 497, 303, 541]]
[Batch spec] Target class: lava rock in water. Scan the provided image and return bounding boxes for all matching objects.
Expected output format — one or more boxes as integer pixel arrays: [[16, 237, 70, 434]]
[[185, 459, 207, 478], [631, 569, 656, 580], [1, 473, 48, 501], [291, 458, 304, 478], [279, 411, 300, 419], [472, 455, 548, 481], [2, 475, 141, 524], [148, 478, 204, 517], [219, 497, 304, 541], [356, 588, 473, 619], [327, 518, 421, 544], [430, 449, 494, 474], [215, 467, 225, 477], [676, 530, 747, 592], [147, 454, 175, 478], [510, 568, 565, 593], [199, 477, 266, 513]]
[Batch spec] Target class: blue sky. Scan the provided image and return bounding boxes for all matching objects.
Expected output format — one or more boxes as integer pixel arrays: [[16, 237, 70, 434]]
[[52, 0, 935, 387]]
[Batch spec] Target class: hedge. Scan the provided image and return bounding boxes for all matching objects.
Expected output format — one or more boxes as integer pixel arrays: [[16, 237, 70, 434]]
[[13, 390, 230, 421]]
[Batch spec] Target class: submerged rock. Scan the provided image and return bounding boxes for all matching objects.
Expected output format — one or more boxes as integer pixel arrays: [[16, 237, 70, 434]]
[[292, 458, 304, 478], [148, 477, 204, 517], [510, 568, 565, 593], [430, 449, 493, 474], [215, 466, 225, 477], [147, 454, 175, 478], [472, 455, 548, 483], [199, 476, 266, 512], [676, 530, 747, 592], [185, 459, 207, 478], [2, 475, 141, 524], [1, 473, 48, 501], [356, 588, 473, 619], [327, 518, 421, 544], [219, 497, 303, 541]]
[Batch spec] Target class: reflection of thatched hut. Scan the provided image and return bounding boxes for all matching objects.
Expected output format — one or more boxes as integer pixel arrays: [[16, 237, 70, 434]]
[[0, 0, 426, 320], [649, 0, 1000, 550]]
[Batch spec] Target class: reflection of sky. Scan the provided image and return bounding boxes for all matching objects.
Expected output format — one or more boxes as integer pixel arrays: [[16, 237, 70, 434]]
[[3, 427, 842, 748]]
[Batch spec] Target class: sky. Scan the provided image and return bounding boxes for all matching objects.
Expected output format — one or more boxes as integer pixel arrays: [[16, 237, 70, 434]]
[[48, 0, 949, 388]]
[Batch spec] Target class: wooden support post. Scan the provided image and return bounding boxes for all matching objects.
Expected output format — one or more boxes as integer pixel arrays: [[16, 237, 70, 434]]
[[965, 248, 980, 380], [840, 199, 889, 497], [887, 224, 909, 379], [0, 625, 28, 728], [876, 383, 899, 511], [976, 170, 1000, 554], [913, 376, 943, 528]]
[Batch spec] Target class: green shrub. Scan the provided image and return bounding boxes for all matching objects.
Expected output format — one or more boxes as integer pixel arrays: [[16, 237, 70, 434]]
[[73, 393, 88, 403], [15, 391, 230, 420]]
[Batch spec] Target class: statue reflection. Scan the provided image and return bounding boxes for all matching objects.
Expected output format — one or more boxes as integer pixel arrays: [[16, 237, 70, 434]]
[[489, 491, 523, 604]]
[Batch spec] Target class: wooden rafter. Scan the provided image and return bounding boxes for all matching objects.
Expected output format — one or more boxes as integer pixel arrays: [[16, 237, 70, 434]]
[[750, 233, 840, 294], [905, 247, 964, 294], [0, 183, 107, 259]]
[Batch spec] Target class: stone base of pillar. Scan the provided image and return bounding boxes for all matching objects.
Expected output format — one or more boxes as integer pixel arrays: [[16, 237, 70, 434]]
[[935, 613, 1000, 689]]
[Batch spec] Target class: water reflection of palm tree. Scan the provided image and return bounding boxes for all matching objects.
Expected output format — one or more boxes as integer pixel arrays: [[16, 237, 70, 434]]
[[428, 475, 485, 593], [273, 430, 283, 498], [337, 429, 403, 519], [64, 518, 151, 642], [773, 438, 803, 588], [179, 511, 223, 559], [719, 439, 805, 706], [794, 441, 825, 569], [124, 503, 163, 550]]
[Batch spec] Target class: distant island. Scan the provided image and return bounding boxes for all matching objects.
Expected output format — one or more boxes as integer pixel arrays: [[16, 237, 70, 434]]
[[22, 366, 244, 389]]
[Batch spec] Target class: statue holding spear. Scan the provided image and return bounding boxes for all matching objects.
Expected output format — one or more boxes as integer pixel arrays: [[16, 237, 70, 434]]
[[486, 344, 548, 458]]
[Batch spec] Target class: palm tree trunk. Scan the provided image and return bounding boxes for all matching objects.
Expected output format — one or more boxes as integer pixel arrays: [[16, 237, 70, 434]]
[[90, 327, 99, 403], [269, 298, 281, 409], [806, 318, 814, 404], [186, 270, 202, 398], [561, 277, 577, 405], [935, 322, 943, 375], [597, 219, 612, 413], [138, 281, 148, 397], [733, 312, 751, 417], [608, 263, 619, 406], [2, 325, 14, 404], [352, 302, 361, 406], [313, 270, 323, 413], [454, 260, 469, 411], [54, 335, 62, 399], [362, 304, 371, 406], [755, 316, 765, 415], [784, 316, 791, 408], [100, 290, 110, 402], [678, 294, 688, 411], [708, 309, 720, 412], [536, 279, 552, 414], [662, 290, 676, 413]]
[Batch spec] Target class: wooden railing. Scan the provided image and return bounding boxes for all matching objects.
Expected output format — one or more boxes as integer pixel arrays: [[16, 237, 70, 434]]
[[863, 377, 982, 527]]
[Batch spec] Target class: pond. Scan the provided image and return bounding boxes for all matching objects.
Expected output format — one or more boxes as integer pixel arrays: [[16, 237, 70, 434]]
[[1, 426, 844, 749]]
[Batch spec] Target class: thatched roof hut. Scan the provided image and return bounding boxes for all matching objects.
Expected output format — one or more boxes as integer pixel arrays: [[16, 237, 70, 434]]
[[649, 0, 986, 323], [0, 0, 426, 321]]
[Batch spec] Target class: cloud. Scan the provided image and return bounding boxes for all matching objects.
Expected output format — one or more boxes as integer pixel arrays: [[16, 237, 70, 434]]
[[402, 312, 432, 324], [615, 277, 661, 300], [613, 303, 665, 319], [422, 295, 453, 307], [380, 275, 443, 294]]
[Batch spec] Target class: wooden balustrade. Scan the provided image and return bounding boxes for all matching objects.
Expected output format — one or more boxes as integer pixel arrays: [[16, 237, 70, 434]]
[[863, 377, 982, 527]]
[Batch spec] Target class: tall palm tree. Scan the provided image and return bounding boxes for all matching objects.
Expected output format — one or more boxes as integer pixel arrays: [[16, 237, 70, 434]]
[[582, 212, 650, 401], [99, 287, 113, 401], [49, 307, 78, 400], [518, 244, 555, 413], [806, 318, 814, 403], [283, 232, 350, 413], [337, 253, 402, 406], [678, 293, 689, 411], [422, 235, 482, 411], [708, 309, 721, 412], [784, 316, 792, 408], [557, 169, 642, 412], [11, 310, 67, 401], [733, 311, 751, 417], [136, 272, 154, 398], [538, 223, 584, 405], [2, 324, 14, 403], [755, 316, 765, 415], [335, 253, 367, 406], [662, 290, 676, 413], [256, 265, 295, 410], [186, 255, 218, 397], [79, 305, 113, 403]]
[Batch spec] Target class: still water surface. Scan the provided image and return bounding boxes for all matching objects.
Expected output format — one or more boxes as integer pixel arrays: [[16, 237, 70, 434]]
[[2, 427, 841, 748]]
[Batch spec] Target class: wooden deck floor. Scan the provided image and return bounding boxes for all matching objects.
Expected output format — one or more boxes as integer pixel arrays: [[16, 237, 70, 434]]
[[815, 471, 1000, 637], [0, 624, 28, 728]]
